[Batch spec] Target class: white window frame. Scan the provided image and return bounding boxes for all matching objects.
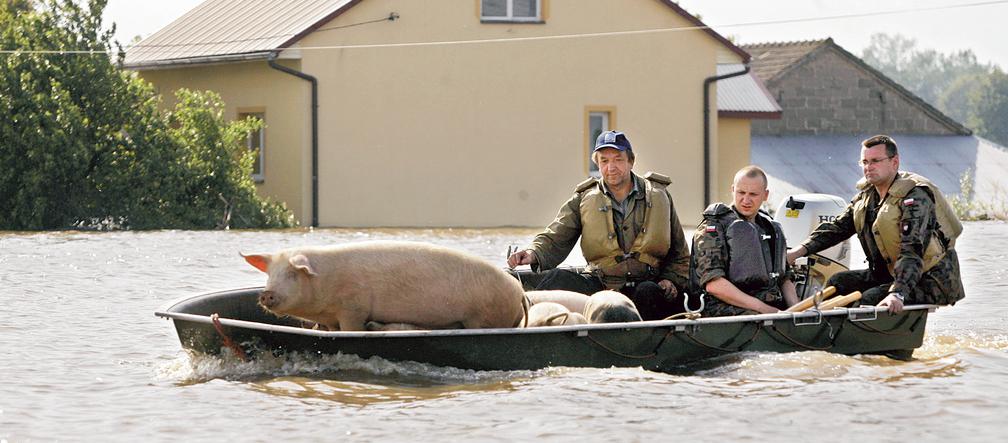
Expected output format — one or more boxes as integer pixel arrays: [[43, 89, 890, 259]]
[[481, 0, 542, 22], [587, 111, 610, 178], [239, 112, 266, 183]]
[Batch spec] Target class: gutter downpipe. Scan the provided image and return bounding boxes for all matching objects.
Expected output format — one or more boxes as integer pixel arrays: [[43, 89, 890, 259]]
[[702, 64, 750, 207], [268, 52, 319, 227]]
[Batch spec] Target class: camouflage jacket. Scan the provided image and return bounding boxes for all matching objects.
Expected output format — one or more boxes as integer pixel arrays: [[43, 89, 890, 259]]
[[801, 185, 965, 305], [691, 204, 790, 315]]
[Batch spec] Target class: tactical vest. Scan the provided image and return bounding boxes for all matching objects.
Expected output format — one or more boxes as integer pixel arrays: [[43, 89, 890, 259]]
[[689, 203, 787, 295], [578, 172, 672, 277], [852, 171, 962, 276]]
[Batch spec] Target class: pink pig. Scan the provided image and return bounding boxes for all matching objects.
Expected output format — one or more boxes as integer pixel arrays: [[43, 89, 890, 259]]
[[242, 240, 526, 331]]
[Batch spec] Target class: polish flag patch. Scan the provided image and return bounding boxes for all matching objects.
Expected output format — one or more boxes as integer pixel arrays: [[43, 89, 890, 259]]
[[705, 226, 718, 233], [903, 198, 915, 206]]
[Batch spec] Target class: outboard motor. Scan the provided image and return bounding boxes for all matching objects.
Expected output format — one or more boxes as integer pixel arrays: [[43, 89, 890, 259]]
[[773, 194, 851, 297]]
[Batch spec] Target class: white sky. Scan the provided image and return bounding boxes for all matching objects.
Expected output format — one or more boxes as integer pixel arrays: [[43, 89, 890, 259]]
[[103, 0, 1008, 69]]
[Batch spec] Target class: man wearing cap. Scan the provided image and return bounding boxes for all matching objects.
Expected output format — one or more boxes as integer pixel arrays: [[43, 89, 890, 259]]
[[786, 135, 965, 314], [507, 130, 690, 320]]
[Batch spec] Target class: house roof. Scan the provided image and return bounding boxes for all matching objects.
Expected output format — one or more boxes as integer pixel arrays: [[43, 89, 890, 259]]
[[125, 0, 749, 69], [752, 134, 1008, 209], [740, 39, 827, 84], [741, 38, 971, 136], [125, 0, 358, 68], [716, 64, 781, 118]]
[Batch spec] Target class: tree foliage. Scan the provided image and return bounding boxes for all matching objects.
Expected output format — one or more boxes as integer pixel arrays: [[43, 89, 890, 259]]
[[862, 33, 1008, 146], [0, 0, 295, 230]]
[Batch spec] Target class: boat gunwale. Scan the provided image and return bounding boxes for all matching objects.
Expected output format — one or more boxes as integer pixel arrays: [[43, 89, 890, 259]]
[[154, 287, 938, 339]]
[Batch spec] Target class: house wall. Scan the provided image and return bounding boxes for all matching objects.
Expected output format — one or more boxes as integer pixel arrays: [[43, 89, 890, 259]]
[[716, 117, 751, 203], [752, 47, 960, 136], [295, 0, 740, 227], [137, 60, 311, 223]]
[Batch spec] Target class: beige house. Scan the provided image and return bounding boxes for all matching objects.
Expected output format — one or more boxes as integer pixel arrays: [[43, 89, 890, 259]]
[[126, 0, 779, 227]]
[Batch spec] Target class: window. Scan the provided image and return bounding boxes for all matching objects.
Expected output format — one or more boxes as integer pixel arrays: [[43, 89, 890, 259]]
[[481, 0, 541, 22], [586, 108, 614, 177], [239, 112, 265, 182]]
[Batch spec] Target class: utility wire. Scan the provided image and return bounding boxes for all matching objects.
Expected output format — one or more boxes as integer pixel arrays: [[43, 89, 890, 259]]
[[1, 0, 1006, 55]]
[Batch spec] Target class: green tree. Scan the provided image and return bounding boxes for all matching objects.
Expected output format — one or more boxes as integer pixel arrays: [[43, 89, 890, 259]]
[[0, 0, 294, 230], [968, 69, 1008, 146], [862, 32, 1008, 146]]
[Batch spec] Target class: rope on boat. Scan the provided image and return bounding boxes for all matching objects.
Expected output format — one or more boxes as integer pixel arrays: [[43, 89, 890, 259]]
[[663, 312, 702, 320], [585, 329, 676, 359], [848, 311, 923, 336], [681, 321, 762, 353], [211, 313, 248, 362], [763, 319, 846, 351], [521, 293, 530, 328]]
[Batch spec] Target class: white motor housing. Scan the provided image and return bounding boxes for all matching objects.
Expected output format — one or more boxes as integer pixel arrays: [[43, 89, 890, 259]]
[[773, 193, 851, 268]]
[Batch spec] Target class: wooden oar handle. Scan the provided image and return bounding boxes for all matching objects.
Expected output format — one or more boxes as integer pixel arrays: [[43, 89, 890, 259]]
[[816, 291, 862, 310], [785, 285, 838, 312]]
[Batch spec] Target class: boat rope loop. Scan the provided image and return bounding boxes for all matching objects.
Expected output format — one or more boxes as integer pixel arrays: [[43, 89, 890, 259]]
[[520, 293, 531, 328], [211, 313, 248, 362], [848, 311, 923, 336], [764, 319, 846, 351], [585, 329, 676, 359], [664, 312, 702, 320], [682, 321, 762, 353]]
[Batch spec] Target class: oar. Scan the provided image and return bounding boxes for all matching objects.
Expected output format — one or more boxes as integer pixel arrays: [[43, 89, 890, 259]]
[[785, 286, 838, 312], [804, 291, 862, 311]]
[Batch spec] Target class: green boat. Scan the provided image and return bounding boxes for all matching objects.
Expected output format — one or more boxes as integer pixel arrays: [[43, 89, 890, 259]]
[[155, 270, 934, 372]]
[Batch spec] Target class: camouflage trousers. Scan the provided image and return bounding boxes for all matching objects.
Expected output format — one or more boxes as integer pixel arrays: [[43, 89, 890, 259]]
[[700, 287, 785, 317], [826, 250, 965, 306]]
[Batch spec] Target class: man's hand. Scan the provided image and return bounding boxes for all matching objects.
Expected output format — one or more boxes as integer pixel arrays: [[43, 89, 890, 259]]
[[657, 279, 677, 297], [786, 246, 807, 266], [877, 293, 905, 314], [507, 249, 537, 269]]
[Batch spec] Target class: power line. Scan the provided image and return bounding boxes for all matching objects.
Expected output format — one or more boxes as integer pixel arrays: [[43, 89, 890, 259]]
[[2, 0, 1006, 55]]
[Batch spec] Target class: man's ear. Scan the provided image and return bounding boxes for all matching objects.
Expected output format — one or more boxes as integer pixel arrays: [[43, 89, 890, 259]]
[[241, 253, 271, 273], [289, 254, 318, 277]]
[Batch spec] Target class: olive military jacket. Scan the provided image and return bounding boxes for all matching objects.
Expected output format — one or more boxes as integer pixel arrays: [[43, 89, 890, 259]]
[[528, 172, 690, 291]]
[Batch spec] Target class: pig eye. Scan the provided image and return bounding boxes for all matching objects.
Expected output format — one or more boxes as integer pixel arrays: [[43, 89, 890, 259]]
[[285, 268, 298, 278]]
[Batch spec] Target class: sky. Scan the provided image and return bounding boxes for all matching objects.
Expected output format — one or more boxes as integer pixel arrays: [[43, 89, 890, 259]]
[[103, 0, 1008, 69]]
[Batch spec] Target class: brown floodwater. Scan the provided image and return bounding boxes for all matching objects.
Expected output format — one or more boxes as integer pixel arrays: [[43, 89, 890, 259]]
[[1, 223, 1006, 441]]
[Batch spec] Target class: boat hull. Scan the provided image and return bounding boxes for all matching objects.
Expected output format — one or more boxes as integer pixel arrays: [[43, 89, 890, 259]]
[[156, 287, 933, 372]]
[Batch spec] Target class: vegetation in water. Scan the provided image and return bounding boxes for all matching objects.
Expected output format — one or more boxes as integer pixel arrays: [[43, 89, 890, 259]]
[[949, 168, 1008, 221]]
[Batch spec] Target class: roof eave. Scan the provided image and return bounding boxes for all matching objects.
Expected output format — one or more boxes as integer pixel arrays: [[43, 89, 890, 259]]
[[123, 51, 276, 70], [719, 110, 783, 119]]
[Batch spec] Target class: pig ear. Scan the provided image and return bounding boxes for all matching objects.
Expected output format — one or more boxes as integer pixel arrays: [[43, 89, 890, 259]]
[[241, 253, 271, 273], [289, 254, 318, 277]]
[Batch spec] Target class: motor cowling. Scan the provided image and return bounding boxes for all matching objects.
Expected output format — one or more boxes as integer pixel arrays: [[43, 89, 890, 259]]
[[773, 194, 851, 296]]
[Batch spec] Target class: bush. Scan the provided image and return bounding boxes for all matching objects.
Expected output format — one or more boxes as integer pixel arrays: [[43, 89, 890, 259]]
[[0, 0, 295, 230]]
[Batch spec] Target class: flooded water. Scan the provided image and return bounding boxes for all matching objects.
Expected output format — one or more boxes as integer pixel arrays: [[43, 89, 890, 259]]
[[1, 224, 1006, 442]]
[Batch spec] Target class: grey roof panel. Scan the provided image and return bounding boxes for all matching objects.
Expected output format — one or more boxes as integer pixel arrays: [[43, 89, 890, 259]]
[[752, 135, 1008, 210], [125, 0, 354, 68], [717, 64, 781, 115]]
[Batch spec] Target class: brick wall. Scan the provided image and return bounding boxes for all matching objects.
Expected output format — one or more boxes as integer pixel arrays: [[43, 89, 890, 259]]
[[752, 48, 958, 136]]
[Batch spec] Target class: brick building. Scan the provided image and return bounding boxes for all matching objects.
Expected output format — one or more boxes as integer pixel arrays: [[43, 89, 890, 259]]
[[740, 38, 1008, 214]]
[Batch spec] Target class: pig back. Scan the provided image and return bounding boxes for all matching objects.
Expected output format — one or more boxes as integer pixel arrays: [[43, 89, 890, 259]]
[[311, 241, 525, 328]]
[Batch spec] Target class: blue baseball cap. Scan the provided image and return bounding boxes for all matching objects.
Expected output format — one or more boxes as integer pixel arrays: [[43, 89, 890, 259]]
[[593, 130, 632, 153]]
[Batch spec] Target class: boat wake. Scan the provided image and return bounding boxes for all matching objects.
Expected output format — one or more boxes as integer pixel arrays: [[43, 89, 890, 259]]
[[155, 347, 551, 387]]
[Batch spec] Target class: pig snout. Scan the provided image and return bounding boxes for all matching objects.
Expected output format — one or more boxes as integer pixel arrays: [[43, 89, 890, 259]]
[[259, 290, 279, 309]]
